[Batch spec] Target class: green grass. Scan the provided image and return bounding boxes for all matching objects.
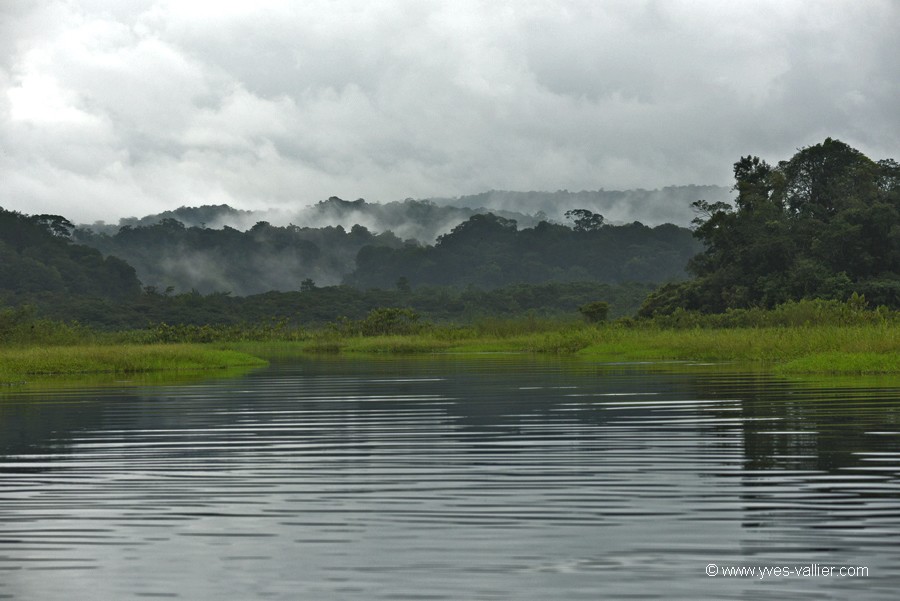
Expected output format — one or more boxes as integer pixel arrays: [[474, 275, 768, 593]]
[[0, 344, 267, 382], [2, 320, 896, 382], [221, 322, 898, 375], [576, 324, 899, 362]]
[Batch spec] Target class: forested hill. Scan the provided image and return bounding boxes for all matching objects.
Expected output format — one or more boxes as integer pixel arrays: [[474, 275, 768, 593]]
[[426, 185, 732, 227], [73, 211, 701, 295], [87, 197, 543, 244], [300, 197, 543, 242], [347, 214, 701, 289], [75, 220, 406, 296], [0, 205, 664, 327], [640, 138, 900, 314], [0, 209, 141, 304]]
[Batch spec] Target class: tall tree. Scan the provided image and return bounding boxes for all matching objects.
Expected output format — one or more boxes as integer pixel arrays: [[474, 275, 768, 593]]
[[640, 139, 900, 316]]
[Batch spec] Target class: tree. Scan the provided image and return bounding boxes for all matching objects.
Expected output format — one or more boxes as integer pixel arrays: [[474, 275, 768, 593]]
[[774, 138, 878, 219], [644, 138, 900, 315], [33, 214, 75, 239], [436, 213, 518, 247], [578, 301, 609, 323], [565, 209, 605, 232], [0, 207, 142, 301]]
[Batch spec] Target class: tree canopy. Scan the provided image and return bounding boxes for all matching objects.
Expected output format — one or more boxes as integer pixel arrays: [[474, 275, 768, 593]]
[[0, 207, 141, 304], [347, 214, 700, 289], [640, 139, 900, 316]]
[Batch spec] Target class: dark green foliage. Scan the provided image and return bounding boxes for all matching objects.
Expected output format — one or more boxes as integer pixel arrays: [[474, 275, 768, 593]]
[[307, 197, 542, 241], [578, 301, 609, 323], [638, 297, 897, 329], [643, 139, 900, 315], [0, 305, 93, 345], [8, 281, 653, 331], [565, 209, 605, 232], [0, 207, 142, 303], [90, 198, 543, 245], [146, 319, 303, 343], [75, 218, 405, 295], [329, 308, 425, 337], [114, 204, 253, 230], [347, 215, 700, 289], [32, 215, 75, 238], [68, 198, 697, 301]]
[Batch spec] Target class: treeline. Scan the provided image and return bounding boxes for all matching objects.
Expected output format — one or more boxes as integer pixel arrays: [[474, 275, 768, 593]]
[[427, 185, 732, 227], [5, 295, 896, 353], [0, 202, 665, 329], [72, 207, 700, 295], [3, 137, 896, 333], [347, 214, 701, 289], [88, 196, 543, 243], [75, 218, 405, 295], [0, 209, 141, 304], [28, 281, 655, 330], [641, 138, 900, 315]]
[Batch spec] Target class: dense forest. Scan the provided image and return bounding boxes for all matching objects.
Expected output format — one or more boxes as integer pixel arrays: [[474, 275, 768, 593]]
[[25, 281, 654, 330], [640, 139, 900, 315], [2, 138, 897, 331], [73, 205, 699, 295], [347, 214, 700, 289], [0, 204, 655, 327], [86, 197, 542, 243], [0, 210, 141, 304], [75, 218, 406, 295]]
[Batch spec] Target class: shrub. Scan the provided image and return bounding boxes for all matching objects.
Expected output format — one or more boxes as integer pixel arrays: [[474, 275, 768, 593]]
[[578, 301, 610, 323], [328, 307, 427, 337]]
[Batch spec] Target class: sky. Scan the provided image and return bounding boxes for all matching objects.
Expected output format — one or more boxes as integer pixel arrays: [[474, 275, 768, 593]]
[[1, 0, 898, 224]]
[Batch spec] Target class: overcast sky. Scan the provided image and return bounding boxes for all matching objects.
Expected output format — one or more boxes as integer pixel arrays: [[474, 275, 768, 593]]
[[1, 0, 898, 223]]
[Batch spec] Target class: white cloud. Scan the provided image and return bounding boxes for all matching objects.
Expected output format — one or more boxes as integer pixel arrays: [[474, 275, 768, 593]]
[[0, 0, 897, 223]]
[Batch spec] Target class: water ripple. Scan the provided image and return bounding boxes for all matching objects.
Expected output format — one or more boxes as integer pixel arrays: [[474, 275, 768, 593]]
[[1, 358, 898, 600]]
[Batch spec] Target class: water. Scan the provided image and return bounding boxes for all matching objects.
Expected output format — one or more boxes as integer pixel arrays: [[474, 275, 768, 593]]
[[2, 356, 899, 600]]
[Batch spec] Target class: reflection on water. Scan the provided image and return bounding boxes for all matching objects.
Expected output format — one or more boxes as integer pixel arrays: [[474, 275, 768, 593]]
[[1, 357, 899, 600]]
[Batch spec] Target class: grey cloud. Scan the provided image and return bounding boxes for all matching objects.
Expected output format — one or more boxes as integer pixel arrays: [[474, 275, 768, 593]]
[[1, 0, 898, 224]]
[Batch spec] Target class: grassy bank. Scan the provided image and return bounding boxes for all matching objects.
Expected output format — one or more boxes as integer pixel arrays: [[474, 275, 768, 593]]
[[2, 325, 896, 382], [0, 344, 267, 382], [2, 300, 898, 379], [222, 321, 898, 375]]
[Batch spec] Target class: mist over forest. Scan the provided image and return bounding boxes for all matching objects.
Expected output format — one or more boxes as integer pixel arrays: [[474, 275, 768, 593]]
[[84, 184, 725, 241], [2, 139, 897, 329], [427, 185, 731, 227], [85, 197, 543, 244], [72, 195, 701, 296], [68, 187, 715, 296]]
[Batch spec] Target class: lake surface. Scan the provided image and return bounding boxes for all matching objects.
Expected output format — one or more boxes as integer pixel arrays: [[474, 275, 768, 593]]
[[2, 356, 900, 600]]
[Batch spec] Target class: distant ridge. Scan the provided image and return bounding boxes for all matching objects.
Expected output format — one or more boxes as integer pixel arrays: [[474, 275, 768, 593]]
[[425, 185, 732, 226], [82, 185, 732, 239], [83, 197, 544, 243]]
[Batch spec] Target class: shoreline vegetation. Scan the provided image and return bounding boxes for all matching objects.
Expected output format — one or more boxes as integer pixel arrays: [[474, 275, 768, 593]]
[[0, 344, 267, 384], [2, 139, 897, 385], [1, 299, 897, 383]]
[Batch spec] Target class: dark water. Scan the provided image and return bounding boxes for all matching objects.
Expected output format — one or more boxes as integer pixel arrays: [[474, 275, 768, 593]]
[[2, 357, 900, 600]]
